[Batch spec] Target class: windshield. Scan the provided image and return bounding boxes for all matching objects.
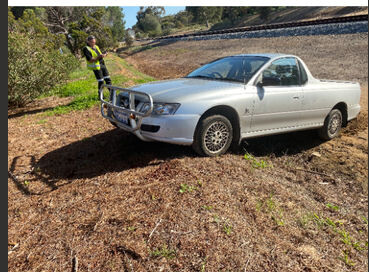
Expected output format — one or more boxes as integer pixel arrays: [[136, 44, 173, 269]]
[[186, 56, 269, 83]]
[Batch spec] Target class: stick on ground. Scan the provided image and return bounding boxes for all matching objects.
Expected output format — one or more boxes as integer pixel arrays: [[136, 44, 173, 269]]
[[72, 256, 78, 272], [148, 218, 162, 243]]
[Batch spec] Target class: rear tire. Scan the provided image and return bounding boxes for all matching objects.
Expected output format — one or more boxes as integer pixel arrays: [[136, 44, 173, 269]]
[[193, 115, 233, 157], [318, 109, 342, 140]]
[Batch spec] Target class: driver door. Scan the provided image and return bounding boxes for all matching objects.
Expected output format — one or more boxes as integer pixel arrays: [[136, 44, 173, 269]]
[[250, 57, 303, 133]]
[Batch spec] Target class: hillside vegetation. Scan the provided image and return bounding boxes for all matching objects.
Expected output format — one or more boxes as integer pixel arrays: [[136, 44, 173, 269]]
[[132, 6, 368, 39]]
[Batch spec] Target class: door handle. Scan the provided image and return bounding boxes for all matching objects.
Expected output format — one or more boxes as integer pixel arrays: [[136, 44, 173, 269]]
[[293, 96, 299, 99]]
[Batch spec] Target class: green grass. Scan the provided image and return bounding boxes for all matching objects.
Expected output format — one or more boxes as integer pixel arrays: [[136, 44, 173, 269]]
[[68, 64, 91, 80], [43, 93, 99, 116], [110, 74, 131, 86], [297, 211, 368, 266], [110, 54, 155, 82], [256, 194, 285, 226], [326, 203, 340, 212], [54, 78, 97, 97], [179, 183, 197, 194], [202, 205, 213, 211], [36, 119, 47, 125], [151, 245, 176, 259], [244, 152, 272, 169], [38, 54, 155, 116], [223, 222, 233, 235]]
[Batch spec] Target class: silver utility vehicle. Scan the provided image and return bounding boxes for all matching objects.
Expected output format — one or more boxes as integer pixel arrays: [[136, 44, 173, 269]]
[[100, 54, 361, 156]]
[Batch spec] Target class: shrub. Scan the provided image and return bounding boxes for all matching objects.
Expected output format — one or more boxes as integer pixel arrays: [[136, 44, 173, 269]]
[[141, 14, 162, 37], [124, 30, 134, 47], [8, 32, 79, 107]]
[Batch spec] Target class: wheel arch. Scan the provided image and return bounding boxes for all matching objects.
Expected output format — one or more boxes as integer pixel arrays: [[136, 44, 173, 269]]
[[194, 105, 241, 145], [332, 102, 348, 127]]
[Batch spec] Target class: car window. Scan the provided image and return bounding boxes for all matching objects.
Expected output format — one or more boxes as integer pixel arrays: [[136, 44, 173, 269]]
[[186, 56, 269, 83], [206, 58, 240, 79], [262, 57, 300, 86]]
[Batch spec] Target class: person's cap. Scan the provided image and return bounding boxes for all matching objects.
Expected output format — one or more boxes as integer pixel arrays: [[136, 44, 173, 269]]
[[87, 35, 96, 41]]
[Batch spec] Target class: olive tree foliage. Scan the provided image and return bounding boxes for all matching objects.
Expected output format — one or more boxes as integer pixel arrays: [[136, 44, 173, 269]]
[[185, 7, 223, 27], [102, 7, 126, 42], [140, 14, 162, 37], [133, 6, 165, 38], [155, 11, 193, 36], [174, 11, 193, 27], [258, 7, 273, 20], [221, 7, 249, 24], [8, 8, 79, 107], [182, 7, 287, 30], [124, 29, 134, 47], [44, 7, 115, 57]]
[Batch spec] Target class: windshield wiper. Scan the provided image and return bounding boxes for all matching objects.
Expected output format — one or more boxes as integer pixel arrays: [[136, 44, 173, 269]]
[[185, 75, 213, 80], [212, 77, 244, 83]]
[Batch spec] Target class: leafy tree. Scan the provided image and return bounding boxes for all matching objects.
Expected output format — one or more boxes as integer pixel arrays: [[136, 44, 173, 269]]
[[15, 8, 49, 37], [140, 14, 162, 37], [8, 8, 79, 107], [10, 7, 34, 19], [124, 29, 134, 47], [174, 10, 192, 26], [160, 15, 175, 34], [44, 7, 115, 57], [258, 7, 272, 20], [134, 6, 165, 37], [103, 7, 126, 42], [185, 7, 223, 27], [136, 6, 165, 23], [221, 7, 249, 24]]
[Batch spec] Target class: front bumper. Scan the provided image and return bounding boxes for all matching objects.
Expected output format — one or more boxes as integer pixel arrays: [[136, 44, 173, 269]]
[[139, 114, 201, 145], [100, 84, 200, 145]]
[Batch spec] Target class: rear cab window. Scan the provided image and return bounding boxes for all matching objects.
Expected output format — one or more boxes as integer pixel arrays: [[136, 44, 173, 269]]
[[261, 57, 300, 86]]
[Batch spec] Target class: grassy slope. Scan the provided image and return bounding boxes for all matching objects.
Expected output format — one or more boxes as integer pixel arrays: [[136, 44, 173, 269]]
[[40, 54, 155, 116]]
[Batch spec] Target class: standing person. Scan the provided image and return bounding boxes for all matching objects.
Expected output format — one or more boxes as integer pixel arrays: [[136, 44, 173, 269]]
[[82, 35, 112, 96]]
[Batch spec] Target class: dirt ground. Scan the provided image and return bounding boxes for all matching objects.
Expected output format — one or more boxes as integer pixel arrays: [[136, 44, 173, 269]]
[[8, 33, 368, 271], [124, 33, 368, 84]]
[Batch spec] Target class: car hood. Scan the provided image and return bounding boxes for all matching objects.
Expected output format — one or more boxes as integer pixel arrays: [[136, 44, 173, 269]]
[[130, 78, 243, 103]]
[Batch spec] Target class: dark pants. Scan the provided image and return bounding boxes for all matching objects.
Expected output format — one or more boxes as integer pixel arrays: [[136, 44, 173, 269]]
[[94, 65, 114, 117], [93, 64, 112, 93]]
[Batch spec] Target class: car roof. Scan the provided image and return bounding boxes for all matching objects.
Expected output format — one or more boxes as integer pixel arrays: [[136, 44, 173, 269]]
[[233, 53, 295, 59]]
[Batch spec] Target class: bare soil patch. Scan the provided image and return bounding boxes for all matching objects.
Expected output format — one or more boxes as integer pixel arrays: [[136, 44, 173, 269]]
[[8, 33, 368, 271], [124, 33, 368, 85]]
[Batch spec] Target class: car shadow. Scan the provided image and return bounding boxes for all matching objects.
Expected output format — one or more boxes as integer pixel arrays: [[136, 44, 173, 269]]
[[8, 107, 58, 119], [239, 129, 325, 157], [10, 128, 324, 196], [31, 128, 194, 187]]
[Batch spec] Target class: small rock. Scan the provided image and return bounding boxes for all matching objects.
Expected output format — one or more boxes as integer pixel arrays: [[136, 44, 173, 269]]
[[311, 152, 321, 158]]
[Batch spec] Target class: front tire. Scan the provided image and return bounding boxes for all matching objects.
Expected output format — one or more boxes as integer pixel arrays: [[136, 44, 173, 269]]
[[193, 115, 233, 157], [318, 109, 342, 140]]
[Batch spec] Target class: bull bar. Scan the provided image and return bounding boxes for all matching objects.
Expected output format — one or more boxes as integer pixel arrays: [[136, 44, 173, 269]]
[[99, 84, 154, 132]]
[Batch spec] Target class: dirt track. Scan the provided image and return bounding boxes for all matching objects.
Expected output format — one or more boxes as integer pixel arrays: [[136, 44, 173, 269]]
[[8, 33, 368, 271]]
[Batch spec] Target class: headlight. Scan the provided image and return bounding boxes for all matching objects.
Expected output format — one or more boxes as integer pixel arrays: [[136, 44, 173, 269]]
[[141, 103, 180, 115]]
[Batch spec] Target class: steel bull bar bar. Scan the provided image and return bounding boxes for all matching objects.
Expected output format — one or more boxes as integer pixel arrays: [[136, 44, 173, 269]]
[[99, 84, 153, 132]]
